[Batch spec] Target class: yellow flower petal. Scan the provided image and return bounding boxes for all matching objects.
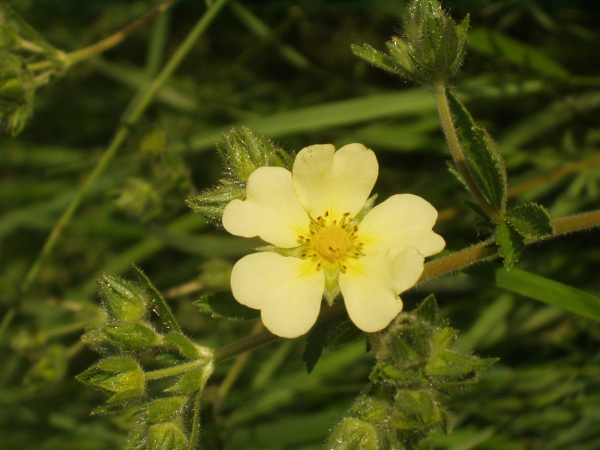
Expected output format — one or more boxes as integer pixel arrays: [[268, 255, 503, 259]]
[[339, 246, 424, 332], [222, 166, 309, 248], [230, 252, 324, 338], [293, 143, 378, 220], [358, 194, 446, 257]]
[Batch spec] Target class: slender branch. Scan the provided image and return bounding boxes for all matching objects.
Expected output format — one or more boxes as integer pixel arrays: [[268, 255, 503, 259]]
[[214, 329, 279, 364], [434, 83, 503, 222], [3, 0, 231, 348], [67, 0, 177, 66]]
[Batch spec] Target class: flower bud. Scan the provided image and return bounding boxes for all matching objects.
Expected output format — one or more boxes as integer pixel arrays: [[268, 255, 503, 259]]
[[76, 357, 145, 405], [352, 0, 469, 87], [99, 274, 148, 323]]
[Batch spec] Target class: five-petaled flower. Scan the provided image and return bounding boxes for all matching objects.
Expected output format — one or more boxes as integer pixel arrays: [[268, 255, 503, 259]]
[[222, 143, 445, 338]]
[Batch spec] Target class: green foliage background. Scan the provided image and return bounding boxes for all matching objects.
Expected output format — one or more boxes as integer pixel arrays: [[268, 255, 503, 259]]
[[2, 0, 600, 448]]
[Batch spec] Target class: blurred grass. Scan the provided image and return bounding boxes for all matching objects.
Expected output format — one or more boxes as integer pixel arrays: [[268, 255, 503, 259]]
[[1, 0, 600, 448]]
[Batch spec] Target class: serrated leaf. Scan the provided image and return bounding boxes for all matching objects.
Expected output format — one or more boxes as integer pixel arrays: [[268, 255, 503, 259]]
[[195, 291, 259, 320], [496, 221, 524, 269], [145, 396, 189, 424], [505, 202, 554, 239], [447, 91, 507, 215]]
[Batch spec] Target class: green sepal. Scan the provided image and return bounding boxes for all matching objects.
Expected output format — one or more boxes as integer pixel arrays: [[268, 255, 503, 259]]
[[162, 332, 212, 360], [123, 419, 148, 450], [505, 202, 554, 240], [186, 180, 245, 221], [389, 390, 440, 430], [216, 126, 293, 183], [447, 91, 507, 216], [414, 294, 438, 323], [351, 43, 402, 76], [195, 291, 259, 320], [148, 422, 188, 450], [76, 357, 145, 405], [426, 327, 489, 378], [98, 274, 148, 323], [100, 323, 162, 350], [327, 417, 378, 450], [133, 265, 182, 334], [145, 396, 189, 424], [496, 221, 524, 269], [165, 363, 213, 394]]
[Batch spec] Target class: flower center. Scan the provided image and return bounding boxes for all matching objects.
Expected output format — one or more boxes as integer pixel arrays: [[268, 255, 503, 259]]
[[312, 225, 352, 263], [299, 211, 364, 271]]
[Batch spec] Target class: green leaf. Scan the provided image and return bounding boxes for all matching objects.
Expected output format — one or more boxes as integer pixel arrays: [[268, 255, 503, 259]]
[[505, 202, 554, 239], [148, 422, 188, 450], [133, 265, 182, 334], [465, 263, 600, 322], [303, 318, 331, 374], [447, 91, 507, 215], [468, 27, 570, 80], [496, 221, 524, 269], [327, 418, 378, 450], [195, 291, 259, 320], [302, 316, 350, 373], [145, 396, 189, 424]]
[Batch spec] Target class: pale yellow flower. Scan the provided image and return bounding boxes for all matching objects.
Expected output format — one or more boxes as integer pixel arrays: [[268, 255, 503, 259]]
[[222, 143, 445, 338]]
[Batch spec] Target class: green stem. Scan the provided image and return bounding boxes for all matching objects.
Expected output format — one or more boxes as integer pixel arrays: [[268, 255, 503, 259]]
[[7, 0, 230, 346], [433, 83, 503, 222], [214, 329, 279, 364], [66, 0, 177, 67], [145, 359, 205, 381]]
